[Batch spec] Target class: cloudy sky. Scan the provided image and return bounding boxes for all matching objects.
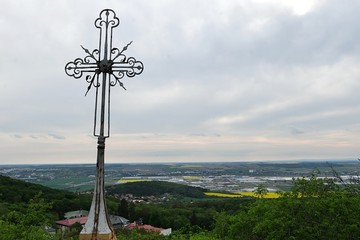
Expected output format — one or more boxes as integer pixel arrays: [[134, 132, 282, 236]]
[[1, 0, 360, 164]]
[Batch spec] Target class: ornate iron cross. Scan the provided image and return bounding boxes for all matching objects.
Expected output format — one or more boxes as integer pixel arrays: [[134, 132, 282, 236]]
[[65, 9, 143, 137], [65, 9, 143, 240]]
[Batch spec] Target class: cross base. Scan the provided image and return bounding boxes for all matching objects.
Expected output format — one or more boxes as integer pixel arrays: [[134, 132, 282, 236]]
[[79, 232, 117, 240]]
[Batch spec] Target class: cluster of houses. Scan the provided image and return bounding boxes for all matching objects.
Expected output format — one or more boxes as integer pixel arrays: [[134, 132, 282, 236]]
[[114, 193, 169, 203], [55, 210, 171, 236]]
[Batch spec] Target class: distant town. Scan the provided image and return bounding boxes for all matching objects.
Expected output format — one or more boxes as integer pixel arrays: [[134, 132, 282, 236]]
[[0, 160, 358, 193]]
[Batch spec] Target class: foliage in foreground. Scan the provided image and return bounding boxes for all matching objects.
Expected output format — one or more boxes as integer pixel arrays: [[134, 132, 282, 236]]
[[0, 192, 58, 240], [212, 175, 360, 240], [114, 173, 360, 240], [0, 172, 359, 239]]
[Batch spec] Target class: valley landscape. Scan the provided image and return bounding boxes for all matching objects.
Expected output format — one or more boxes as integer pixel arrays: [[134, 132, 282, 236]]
[[1, 160, 358, 193], [0, 160, 359, 239]]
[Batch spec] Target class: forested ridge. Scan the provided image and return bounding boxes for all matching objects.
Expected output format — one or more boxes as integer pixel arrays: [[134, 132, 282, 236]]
[[0, 173, 359, 239], [107, 180, 207, 198], [0, 175, 93, 218]]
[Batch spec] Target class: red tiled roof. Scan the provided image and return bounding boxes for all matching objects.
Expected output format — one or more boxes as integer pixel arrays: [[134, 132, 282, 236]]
[[56, 216, 88, 227], [126, 223, 163, 232]]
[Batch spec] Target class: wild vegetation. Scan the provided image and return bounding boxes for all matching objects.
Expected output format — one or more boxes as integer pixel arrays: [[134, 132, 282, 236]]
[[0, 171, 359, 239], [209, 175, 360, 240]]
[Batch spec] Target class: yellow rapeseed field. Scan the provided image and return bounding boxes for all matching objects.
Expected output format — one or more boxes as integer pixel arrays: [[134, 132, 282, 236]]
[[205, 192, 243, 198], [117, 179, 152, 183], [235, 191, 281, 198], [205, 191, 281, 198], [183, 176, 202, 181]]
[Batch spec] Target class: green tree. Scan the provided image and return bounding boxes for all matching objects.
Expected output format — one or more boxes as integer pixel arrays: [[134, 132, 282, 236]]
[[0, 192, 57, 240], [290, 173, 338, 198], [213, 175, 360, 240], [23, 192, 53, 227], [253, 184, 268, 199], [128, 201, 136, 221], [64, 222, 83, 239], [118, 198, 129, 219], [213, 212, 231, 240]]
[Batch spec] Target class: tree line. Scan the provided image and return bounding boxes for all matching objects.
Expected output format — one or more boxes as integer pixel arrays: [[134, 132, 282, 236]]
[[114, 172, 360, 239], [0, 170, 359, 239]]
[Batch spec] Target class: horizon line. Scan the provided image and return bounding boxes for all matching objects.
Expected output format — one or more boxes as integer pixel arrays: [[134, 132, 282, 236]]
[[0, 158, 357, 166]]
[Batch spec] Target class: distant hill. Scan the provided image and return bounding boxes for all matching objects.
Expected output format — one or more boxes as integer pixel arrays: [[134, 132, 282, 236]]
[[106, 181, 207, 198], [0, 175, 92, 218], [0, 175, 70, 203]]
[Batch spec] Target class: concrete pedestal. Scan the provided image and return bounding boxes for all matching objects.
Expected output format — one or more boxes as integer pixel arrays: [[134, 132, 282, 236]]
[[79, 137, 117, 240]]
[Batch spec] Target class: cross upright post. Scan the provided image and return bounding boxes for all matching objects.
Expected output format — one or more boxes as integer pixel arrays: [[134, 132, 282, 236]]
[[65, 9, 143, 240]]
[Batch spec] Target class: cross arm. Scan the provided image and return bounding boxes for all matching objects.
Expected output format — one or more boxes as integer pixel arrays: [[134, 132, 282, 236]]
[[109, 57, 143, 89]]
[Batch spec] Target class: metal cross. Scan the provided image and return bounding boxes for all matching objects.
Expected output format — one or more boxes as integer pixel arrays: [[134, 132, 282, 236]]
[[66, 9, 143, 138], [65, 9, 143, 240]]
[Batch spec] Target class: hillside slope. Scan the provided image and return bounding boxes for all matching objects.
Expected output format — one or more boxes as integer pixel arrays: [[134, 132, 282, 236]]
[[106, 181, 207, 198], [0, 175, 92, 217]]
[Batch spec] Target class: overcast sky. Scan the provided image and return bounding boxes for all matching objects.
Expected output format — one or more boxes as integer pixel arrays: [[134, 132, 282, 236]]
[[1, 0, 360, 164]]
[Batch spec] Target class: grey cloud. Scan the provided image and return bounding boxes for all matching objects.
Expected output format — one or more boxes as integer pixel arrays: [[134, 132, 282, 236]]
[[12, 134, 23, 139], [48, 133, 65, 140], [290, 127, 305, 135]]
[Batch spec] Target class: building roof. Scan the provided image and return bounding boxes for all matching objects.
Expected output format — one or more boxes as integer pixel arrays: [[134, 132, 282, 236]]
[[56, 216, 88, 227], [109, 215, 130, 225], [56, 215, 129, 228], [125, 223, 163, 232], [64, 210, 89, 219]]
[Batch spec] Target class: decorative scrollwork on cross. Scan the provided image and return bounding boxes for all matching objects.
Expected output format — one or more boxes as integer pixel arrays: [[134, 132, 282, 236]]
[[65, 9, 144, 96], [65, 8, 144, 139]]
